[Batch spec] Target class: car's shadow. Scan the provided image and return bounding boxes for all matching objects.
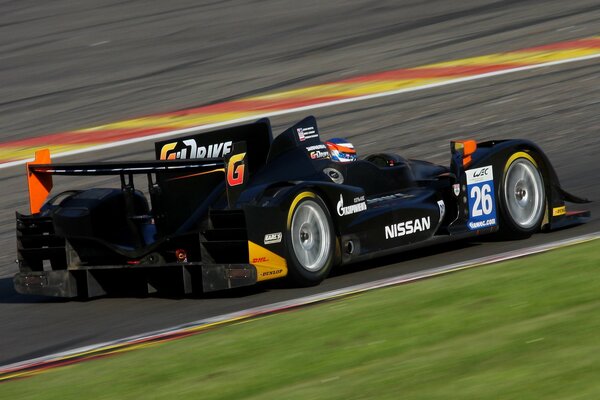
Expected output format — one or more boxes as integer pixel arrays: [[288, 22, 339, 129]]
[[0, 274, 269, 304], [329, 239, 480, 278], [0, 238, 491, 304], [0, 277, 71, 304]]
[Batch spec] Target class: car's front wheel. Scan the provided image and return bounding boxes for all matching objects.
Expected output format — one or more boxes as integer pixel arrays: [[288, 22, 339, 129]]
[[286, 192, 335, 286], [499, 152, 546, 237]]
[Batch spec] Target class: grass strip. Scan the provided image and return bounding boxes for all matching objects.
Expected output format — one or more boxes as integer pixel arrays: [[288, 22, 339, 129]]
[[2, 240, 599, 399]]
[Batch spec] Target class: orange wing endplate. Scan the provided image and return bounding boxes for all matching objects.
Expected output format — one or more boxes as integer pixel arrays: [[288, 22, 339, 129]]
[[26, 149, 53, 214], [453, 140, 477, 166]]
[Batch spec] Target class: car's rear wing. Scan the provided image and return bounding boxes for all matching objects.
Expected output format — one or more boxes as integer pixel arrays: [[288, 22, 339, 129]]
[[26, 149, 226, 214]]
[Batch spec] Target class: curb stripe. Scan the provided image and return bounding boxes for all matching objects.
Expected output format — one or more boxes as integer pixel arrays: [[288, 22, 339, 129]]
[[1, 233, 597, 383], [0, 36, 599, 167], [337, 64, 528, 83], [1, 52, 599, 171], [513, 37, 600, 52]]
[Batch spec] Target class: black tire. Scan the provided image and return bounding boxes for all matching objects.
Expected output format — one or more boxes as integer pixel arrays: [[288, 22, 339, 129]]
[[285, 192, 335, 286], [498, 152, 546, 238]]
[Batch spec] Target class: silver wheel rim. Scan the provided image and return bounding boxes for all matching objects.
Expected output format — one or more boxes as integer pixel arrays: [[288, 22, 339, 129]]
[[503, 158, 545, 229], [291, 200, 331, 272]]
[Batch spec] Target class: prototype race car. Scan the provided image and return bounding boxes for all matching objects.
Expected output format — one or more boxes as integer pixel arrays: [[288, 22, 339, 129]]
[[14, 116, 590, 298]]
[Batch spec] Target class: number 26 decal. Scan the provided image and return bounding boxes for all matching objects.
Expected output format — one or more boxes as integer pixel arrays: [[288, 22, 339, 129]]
[[470, 184, 493, 216], [466, 165, 497, 230]]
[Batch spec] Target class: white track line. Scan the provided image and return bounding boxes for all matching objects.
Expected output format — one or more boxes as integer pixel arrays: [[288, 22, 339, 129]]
[[1, 52, 599, 171], [1, 231, 598, 374]]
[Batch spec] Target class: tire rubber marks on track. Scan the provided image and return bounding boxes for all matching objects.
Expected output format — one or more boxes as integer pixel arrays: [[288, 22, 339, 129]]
[[0, 36, 599, 168]]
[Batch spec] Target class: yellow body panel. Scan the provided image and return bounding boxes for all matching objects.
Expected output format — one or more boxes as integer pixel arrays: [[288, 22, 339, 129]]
[[248, 241, 288, 281]]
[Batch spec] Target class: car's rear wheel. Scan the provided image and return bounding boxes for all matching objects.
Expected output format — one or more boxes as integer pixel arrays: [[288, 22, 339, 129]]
[[499, 152, 546, 237], [286, 192, 335, 286]]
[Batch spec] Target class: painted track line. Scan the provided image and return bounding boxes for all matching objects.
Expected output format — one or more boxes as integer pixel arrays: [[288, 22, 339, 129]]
[[1, 232, 598, 382], [1, 37, 599, 169]]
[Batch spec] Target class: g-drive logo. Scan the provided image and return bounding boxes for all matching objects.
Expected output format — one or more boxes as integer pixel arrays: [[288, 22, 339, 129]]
[[160, 139, 233, 160]]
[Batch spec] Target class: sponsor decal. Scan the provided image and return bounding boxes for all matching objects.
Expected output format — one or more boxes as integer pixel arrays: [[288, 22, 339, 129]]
[[248, 241, 287, 282], [160, 139, 233, 160], [323, 168, 344, 184], [264, 232, 283, 245], [465, 165, 497, 230], [437, 199, 445, 220], [305, 144, 329, 159], [366, 192, 413, 205], [466, 166, 492, 185], [453, 183, 461, 196], [261, 269, 283, 277], [159, 143, 177, 160], [385, 217, 431, 239], [310, 150, 329, 160], [297, 126, 318, 141], [467, 219, 496, 229], [337, 194, 367, 216], [552, 206, 566, 216], [226, 152, 246, 186]]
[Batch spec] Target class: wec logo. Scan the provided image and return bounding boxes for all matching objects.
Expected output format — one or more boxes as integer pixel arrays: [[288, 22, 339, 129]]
[[466, 165, 494, 185], [473, 167, 490, 178]]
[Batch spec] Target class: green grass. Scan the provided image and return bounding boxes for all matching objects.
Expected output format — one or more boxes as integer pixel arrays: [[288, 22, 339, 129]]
[[2, 240, 599, 399]]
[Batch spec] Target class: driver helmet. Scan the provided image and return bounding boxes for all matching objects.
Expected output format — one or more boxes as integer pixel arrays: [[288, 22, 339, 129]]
[[325, 138, 357, 162]]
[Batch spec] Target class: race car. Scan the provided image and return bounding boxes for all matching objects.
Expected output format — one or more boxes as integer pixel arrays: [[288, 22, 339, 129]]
[[14, 116, 590, 298]]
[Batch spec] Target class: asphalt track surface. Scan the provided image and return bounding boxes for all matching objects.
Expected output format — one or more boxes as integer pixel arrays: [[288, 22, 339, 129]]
[[0, 1, 599, 366]]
